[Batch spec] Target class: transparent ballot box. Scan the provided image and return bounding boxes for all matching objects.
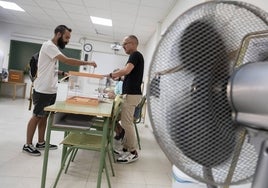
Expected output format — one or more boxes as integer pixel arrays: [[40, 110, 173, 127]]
[[66, 71, 105, 106]]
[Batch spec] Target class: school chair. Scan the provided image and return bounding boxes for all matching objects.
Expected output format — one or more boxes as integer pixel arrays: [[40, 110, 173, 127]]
[[53, 97, 122, 188], [133, 95, 146, 150]]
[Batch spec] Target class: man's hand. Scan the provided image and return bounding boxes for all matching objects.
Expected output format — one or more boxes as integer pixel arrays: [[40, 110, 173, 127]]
[[86, 61, 97, 68], [103, 73, 112, 78], [63, 72, 69, 77]]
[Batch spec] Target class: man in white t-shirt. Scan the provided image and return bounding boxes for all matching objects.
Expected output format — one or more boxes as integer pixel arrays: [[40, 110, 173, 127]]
[[23, 25, 97, 156]]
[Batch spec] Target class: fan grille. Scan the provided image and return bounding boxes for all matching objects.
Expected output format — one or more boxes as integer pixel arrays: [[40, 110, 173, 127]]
[[148, 1, 268, 186]]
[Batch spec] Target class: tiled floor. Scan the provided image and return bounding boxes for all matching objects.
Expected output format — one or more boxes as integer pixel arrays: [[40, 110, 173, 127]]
[[0, 97, 252, 188], [0, 97, 172, 188]]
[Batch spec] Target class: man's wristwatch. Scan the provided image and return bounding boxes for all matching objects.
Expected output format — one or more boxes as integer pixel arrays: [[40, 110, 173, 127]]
[[109, 73, 113, 78]]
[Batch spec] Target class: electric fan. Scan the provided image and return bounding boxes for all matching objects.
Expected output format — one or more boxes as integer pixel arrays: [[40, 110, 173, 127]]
[[147, 1, 268, 188]]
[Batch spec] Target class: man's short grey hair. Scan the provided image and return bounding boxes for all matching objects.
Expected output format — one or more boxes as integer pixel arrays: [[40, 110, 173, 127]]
[[128, 35, 139, 45]]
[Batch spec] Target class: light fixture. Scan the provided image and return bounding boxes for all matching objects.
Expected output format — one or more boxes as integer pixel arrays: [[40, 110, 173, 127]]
[[90, 16, 112, 26], [0, 0, 24, 11], [110, 42, 122, 51]]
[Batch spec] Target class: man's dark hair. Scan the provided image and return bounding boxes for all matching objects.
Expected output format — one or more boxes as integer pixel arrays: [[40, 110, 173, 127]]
[[54, 25, 72, 34]]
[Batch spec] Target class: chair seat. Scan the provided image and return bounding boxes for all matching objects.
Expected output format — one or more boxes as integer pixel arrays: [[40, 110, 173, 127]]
[[61, 133, 102, 150]]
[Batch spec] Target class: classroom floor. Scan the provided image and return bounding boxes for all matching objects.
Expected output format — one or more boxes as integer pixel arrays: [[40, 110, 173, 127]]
[[0, 97, 172, 188], [0, 97, 253, 188]]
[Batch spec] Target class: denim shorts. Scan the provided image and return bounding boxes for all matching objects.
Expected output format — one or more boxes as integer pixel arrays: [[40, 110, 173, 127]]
[[33, 90, 56, 117]]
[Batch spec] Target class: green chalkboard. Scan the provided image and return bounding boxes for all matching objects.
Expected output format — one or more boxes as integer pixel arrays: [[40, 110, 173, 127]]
[[8, 40, 81, 74]]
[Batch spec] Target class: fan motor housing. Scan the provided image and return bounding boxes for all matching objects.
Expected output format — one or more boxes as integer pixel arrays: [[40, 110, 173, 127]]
[[229, 61, 268, 130]]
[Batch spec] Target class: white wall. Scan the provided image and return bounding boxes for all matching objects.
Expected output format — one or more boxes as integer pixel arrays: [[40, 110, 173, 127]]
[[90, 51, 127, 75], [0, 21, 131, 69], [0, 21, 140, 98], [1, 0, 267, 105], [144, 0, 268, 77], [143, 0, 203, 128], [144, 0, 268, 81]]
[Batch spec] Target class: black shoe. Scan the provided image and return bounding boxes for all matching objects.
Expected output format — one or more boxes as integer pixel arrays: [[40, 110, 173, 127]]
[[119, 129, 125, 139], [36, 142, 58, 150], [22, 144, 41, 156], [114, 129, 125, 140]]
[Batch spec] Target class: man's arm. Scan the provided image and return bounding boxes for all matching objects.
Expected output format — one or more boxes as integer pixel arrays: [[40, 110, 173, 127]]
[[56, 54, 97, 67], [105, 63, 134, 78], [57, 70, 68, 77]]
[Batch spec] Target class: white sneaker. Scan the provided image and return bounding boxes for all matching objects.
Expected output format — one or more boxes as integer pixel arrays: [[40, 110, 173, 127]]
[[116, 151, 139, 164], [113, 148, 127, 156], [113, 138, 125, 156]]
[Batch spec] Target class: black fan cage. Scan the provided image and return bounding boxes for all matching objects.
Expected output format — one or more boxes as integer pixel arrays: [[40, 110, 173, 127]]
[[147, 1, 268, 186]]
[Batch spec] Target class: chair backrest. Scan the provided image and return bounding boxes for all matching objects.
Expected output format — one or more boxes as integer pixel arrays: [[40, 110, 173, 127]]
[[112, 95, 122, 120], [133, 95, 146, 123], [110, 95, 123, 130]]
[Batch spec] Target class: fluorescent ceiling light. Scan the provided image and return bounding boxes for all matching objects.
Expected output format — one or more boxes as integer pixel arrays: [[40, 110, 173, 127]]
[[0, 0, 24, 11], [90, 16, 112, 26]]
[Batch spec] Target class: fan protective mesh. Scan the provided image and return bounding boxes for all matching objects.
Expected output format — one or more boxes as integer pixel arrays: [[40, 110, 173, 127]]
[[147, 1, 268, 186]]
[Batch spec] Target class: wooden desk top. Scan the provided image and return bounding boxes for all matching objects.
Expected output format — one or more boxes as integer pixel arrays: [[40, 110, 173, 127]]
[[1, 81, 26, 85], [45, 101, 113, 117]]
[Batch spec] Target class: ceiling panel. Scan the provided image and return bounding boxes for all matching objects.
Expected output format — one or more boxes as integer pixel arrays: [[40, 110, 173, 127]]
[[83, 0, 110, 9], [58, 0, 84, 6], [0, 0, 178, 45], [59, 3, 88, 14]]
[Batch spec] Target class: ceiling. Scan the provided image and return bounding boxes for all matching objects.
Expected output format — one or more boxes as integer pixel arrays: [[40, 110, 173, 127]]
[[0, 0, 178, 45]]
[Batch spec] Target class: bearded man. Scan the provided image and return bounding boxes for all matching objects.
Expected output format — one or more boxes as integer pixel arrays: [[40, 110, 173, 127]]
[[22, 25, 97, 156]]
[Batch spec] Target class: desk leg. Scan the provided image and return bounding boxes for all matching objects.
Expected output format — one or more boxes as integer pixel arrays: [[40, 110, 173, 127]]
[[23, 84, 26, 99], [13, 84, 16, 100], [97, 117, 109, 188], [0, 82, 2, 97], [61, 131, 68, 165], [41, 112, 54, 188]]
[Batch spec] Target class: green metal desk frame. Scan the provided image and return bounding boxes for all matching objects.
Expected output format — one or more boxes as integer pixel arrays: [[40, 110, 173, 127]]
[[41, 101, 113, 188]]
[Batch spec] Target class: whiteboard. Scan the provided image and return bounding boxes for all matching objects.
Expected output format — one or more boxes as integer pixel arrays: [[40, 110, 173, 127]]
[[90, 51, 128, 74]]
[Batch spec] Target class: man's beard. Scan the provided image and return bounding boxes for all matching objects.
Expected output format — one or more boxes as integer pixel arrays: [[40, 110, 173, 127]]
[[58, 36, 67, 49]]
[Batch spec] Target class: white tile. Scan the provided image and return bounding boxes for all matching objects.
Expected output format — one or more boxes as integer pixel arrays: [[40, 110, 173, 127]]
[[0, 98, 173, 188], [0, 97, 252, 188], [0, 177, 41, 188]]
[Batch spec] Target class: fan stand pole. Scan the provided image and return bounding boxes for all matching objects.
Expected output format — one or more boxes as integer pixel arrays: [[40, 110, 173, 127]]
[[222, 128, 247, 188], [203, 167, 218, 188], [252, 139, 268, 188]]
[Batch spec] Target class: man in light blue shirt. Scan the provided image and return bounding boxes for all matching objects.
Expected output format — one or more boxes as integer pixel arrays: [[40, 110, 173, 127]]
[[114, 79, 123, 95]]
